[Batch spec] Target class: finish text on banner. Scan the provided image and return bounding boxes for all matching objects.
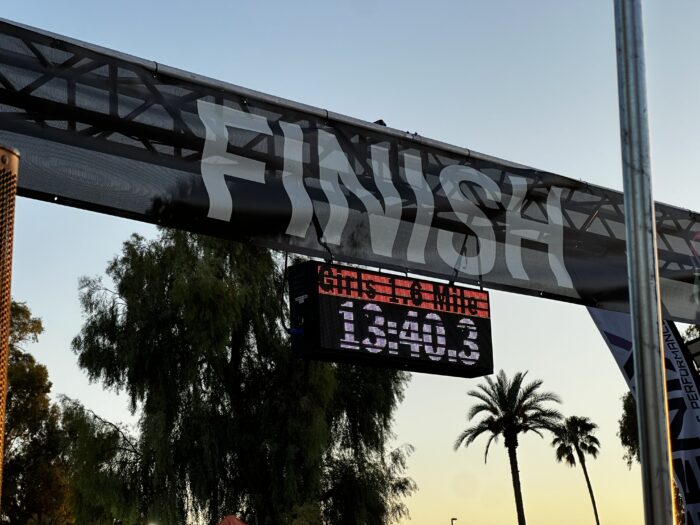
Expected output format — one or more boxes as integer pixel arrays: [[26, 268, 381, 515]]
[[0, 19, 699, 321]]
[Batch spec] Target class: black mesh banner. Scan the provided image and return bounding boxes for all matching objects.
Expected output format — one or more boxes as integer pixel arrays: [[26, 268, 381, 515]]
[[1, 19, 699, 322]]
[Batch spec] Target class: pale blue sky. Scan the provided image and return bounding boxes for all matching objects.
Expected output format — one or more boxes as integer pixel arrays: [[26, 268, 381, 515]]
[[8, 1, 700, 523]]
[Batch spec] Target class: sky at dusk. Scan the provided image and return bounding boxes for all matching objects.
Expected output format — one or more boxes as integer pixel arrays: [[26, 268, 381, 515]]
[[8, 1, 700, 523]]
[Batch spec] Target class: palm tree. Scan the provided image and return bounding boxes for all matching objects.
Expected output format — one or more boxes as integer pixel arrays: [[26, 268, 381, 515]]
[[454, 370, 562, 525], [552, 416, 601, 525]]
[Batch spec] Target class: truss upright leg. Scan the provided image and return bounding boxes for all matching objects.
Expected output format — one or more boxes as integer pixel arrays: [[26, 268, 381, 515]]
[[613, 1, 674, 523], [0, 146, 18, 507]]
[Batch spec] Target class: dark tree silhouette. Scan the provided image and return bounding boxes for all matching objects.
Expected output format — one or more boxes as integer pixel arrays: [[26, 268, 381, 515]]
[[552, 416, 601, 525], [72, 230, 414, 524], [454, 370, 562, 525], [3, 301, 72, 524]]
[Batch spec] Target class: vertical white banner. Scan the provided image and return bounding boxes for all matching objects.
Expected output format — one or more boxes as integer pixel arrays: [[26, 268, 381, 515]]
[[589, 307, 700, 524]]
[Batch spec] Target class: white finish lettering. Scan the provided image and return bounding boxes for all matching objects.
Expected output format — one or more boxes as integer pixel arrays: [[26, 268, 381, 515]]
[[194, 101, 576, 293], [197, 100, 272, 221], [402, 153, 434, 264], [437, 165, 499, 276], [318, 130, 399, 256], [279, 122, 312, 238], [505, 176, 574, 288], [369, 144, 402, 255]]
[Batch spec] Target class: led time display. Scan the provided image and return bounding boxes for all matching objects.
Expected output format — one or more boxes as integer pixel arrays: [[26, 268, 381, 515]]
[[288, 261, 493, 378]]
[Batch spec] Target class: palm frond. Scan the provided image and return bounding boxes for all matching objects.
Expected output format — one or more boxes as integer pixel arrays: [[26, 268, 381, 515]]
[[454, 428, 471, 451], [467, 402, 497, 421], [454, 420, 495, 450], [483, 433, 498, 464], [554, 443, 576, 466], [456, 370, 563, 467], [516, 377, 543, 406], [506, 371, 527, 411], [551, 415, 601, 467]]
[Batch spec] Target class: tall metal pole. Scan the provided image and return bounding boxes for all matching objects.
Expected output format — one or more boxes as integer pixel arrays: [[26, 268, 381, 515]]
[[613, 1, 674, 523], [0, 145, 19, 507]]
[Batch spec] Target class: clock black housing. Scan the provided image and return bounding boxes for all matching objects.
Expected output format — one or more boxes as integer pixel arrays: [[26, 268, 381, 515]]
[[288, 261, 493, 379]]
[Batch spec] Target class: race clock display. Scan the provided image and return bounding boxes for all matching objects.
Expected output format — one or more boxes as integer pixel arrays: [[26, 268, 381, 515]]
[[288, 261, 493, 378]]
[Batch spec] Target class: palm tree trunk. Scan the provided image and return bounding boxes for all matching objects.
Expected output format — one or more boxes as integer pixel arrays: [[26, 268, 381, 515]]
[[507, 444, 527, 525], [577, 450, 600, 525]]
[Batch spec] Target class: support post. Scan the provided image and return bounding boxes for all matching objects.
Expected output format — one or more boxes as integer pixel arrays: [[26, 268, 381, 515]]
[[0, 145, 19, 507], [613, 1, 675, 523]]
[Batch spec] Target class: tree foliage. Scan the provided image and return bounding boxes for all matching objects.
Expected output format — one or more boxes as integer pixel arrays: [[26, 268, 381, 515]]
[[618, 392, 685, 525], [323, 444, 416, 525], [72, 230, 413, 524], [552, 416, 601, 525], [9, 301, 43, 350], [454, 370, 562, 525], [60, 397, 142, 524], [685, 325, 700, 341], [2, 301, 72, 524], [617, 391, 639, 469]]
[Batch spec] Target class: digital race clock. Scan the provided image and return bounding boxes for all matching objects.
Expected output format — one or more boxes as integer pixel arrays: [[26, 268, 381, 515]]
[[288, 261, 493, 378]]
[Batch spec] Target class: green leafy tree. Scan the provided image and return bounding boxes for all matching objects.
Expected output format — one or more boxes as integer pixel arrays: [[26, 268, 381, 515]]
[[552, 416, 601, 525], [59, 397, 142, 525], [617, 392, 639, 468], [321, 360, 415, 524], [9, 301, 43, 350], [617, 392, 685, 525], [685, 325, 699, 341], [2, 301, 72, 524], [72, 230, 413, 524], [454, 370, 562, 525], [323, 443, 415, 525]]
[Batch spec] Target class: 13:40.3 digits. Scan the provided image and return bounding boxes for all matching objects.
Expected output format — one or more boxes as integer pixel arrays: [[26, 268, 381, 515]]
[[335, 300, 481, 365]]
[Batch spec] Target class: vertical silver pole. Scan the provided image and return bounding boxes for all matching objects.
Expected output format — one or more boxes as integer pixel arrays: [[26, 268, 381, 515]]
[[613, 1, 675, 523]]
